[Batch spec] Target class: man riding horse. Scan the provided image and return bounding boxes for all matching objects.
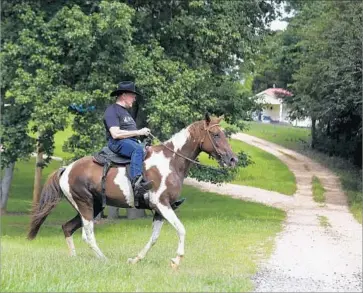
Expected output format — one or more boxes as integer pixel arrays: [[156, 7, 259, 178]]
[[104, 81, 152, 207], [28, 82, 239, 268]]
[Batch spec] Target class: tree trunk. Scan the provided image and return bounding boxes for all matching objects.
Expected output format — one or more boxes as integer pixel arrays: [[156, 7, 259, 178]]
[[33, 143, 44, 205], [311, 117, 317, 149], [0, 162, 15, 214], [108, 206, 119, 219], [127, 208, 146, 219]]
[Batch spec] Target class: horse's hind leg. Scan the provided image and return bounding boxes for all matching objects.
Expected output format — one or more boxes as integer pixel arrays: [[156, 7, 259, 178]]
[[62, 214, 82, 257], [60, 166, 106, 259], [127, 212, 164, 264]]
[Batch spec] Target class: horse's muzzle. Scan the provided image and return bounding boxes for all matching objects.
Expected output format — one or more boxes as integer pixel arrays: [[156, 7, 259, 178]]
[[229, 156, 238, 167], [220, 153, 238, 167]]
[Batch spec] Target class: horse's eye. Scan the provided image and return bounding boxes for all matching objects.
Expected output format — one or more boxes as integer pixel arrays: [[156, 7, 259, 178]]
[[213, 133, 220, 138]]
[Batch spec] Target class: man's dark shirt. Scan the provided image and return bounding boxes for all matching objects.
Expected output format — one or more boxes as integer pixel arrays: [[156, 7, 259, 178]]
[[103, 104, 137, 141]]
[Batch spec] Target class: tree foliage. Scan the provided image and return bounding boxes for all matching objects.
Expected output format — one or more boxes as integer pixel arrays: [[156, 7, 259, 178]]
[[252, 1, 362, 166], [189, 151, 254, 184], [1, 1, 280, 180]]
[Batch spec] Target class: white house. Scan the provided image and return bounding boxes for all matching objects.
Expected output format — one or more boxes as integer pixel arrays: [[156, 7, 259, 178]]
[[252, 88, 311, 127]]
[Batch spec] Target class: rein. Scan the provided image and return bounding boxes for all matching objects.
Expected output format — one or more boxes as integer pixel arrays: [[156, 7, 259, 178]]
[[148, 124, 224, 172]]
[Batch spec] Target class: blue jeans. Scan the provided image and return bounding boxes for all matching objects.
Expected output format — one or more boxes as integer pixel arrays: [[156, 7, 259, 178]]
[[108, 138, 144, 180]]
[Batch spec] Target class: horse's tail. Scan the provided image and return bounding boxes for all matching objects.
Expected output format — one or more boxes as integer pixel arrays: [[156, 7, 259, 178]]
[[27, 168, 65, 240]]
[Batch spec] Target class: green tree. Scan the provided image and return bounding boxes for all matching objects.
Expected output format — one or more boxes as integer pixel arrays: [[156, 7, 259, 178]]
[[2, 2, 137, 203], [252, 1, 362, 166], [127, 0, 280, 128], [63, 0, 280, 153], [2, 4, 75, 203], [290, 1, 362, 165]]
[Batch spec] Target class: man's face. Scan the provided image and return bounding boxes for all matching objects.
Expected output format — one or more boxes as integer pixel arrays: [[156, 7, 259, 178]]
[[121, 92, 136, 108]]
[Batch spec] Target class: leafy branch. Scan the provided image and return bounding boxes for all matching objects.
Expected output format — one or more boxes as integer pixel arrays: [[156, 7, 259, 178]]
[[188, 151, 254, 185]]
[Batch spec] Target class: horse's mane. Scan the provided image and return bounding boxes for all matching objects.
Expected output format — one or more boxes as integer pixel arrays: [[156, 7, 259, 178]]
[[149, 117, 220, 150]]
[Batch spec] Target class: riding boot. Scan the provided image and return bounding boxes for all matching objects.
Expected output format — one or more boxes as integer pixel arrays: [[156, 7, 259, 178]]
[[131, 175, 153, 207]]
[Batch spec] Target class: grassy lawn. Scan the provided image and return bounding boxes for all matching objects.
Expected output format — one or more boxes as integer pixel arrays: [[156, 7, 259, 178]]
[[27, 119, 74, 159], [312, 176, 326, 203], [198, 139, 296, 195], [241, 121, 362, 223], [1, 158, 285, 292], [53, 126, 74, 159], [244, 121, 310, 151]]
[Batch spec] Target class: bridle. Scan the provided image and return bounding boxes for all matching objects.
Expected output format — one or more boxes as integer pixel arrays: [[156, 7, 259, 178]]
[[199, 122, 223, 161], [148, 122, 224, 170]]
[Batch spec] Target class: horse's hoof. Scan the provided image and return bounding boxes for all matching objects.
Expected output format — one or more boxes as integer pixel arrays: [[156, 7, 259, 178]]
[[127, 257, 140, 264], [68, 249, 77, 257], [170, 262, 179, 270], [170, 257, 180, 270]]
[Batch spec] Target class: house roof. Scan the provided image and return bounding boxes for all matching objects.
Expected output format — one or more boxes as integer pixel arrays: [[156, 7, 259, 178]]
[[254, 88, 293, 105]]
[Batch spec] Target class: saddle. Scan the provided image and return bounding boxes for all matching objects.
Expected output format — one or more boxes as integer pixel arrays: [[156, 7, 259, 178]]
[[92, 146, 150, 209], [93, 146, 136, 166], [92, 146, 186, 212]]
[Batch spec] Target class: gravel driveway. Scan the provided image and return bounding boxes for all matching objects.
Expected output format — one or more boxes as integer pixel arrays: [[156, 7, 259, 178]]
[[185, 133, 362, 292]]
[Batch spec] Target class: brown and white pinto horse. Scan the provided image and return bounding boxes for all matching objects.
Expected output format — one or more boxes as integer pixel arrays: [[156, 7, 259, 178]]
[[28, 113, 237, 268]]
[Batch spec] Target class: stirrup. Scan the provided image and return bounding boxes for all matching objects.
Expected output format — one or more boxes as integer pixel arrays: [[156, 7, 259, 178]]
[[141, 179, 153, 191], [132, 176, 153, 191], [132, 176, 153, 208]]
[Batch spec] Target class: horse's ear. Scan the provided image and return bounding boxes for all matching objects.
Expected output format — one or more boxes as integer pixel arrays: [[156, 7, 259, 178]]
[[205, 112, 211, 125], [217, 114, 224, 122]]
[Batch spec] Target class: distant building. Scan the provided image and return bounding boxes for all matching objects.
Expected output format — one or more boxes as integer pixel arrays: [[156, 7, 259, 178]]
[[252, 88, 311, 128]]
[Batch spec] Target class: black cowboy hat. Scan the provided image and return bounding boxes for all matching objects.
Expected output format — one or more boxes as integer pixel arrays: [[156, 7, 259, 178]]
[[110, 81, 142, 97]]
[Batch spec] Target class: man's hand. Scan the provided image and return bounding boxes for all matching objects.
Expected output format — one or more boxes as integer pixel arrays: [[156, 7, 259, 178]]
[[138, 128, 151, 136]]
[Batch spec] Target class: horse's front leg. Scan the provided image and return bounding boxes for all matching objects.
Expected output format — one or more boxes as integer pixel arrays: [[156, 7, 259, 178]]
[[127, 212, 164, 264], [156, 202, 186, 269]]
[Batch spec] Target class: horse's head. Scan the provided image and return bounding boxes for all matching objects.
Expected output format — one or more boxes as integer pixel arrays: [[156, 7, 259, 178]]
[[199, 113, 238, 167]]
